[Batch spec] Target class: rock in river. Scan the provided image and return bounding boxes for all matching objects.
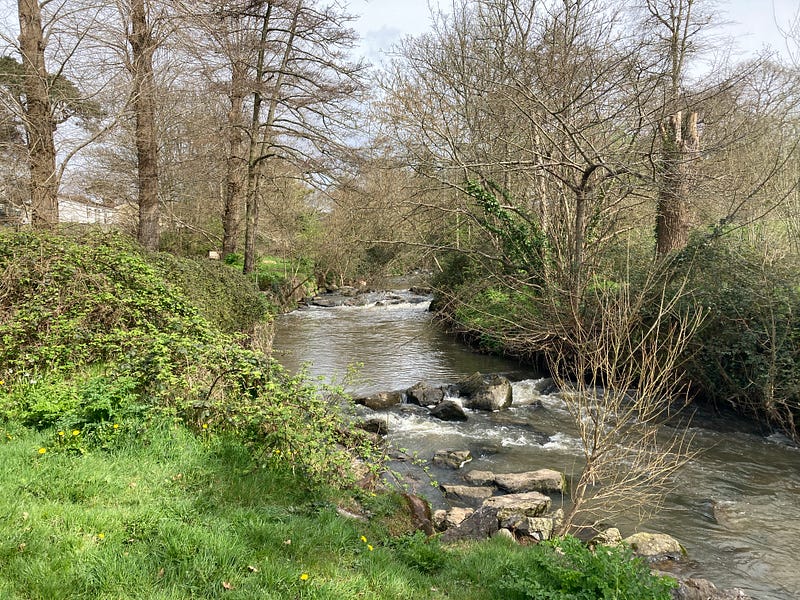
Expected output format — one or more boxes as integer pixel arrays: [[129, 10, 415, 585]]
[[623, 532, 685, 562], [432, 449, 472, 469], [495, 469, 566, 494], [457, 372, 513, 411], [429, 400, 468, 422]]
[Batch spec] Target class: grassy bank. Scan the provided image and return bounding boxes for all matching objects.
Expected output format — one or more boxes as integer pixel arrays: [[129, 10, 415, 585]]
[[0, 422, 674, 600]]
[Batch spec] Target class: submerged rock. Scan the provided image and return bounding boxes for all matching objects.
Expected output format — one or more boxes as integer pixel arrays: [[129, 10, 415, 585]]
[[672, 578, 751, 600], [432, 449, 472, 469], [463, 470, 496, 487], [623, 532, 685, 562]]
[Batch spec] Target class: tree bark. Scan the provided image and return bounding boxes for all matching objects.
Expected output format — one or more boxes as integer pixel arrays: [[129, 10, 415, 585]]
[[17, 0, 58, 227], [129, 0, 160, 250], [221, 61, 246, 257], [655, 110, 699, 255]]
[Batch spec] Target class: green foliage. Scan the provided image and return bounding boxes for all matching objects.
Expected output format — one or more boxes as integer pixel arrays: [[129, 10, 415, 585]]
[[151, 252, 270, 334], [493, 536, 676, 600], [0, 228, 217, 375], [465, 179, 547, 280], [0, 371, 142, 434], [0, 229, 371, 485], [670, 235, 800, 435]]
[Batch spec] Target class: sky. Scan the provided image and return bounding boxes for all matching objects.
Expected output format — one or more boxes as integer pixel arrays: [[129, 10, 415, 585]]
[[351, 0, 799, 64]]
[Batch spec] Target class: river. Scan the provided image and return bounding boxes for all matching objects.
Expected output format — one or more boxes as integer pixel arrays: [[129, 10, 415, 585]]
[[272, 289, 800, 600]]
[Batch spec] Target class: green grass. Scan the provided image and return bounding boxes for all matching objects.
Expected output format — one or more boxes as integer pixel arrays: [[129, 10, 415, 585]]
[[0, 422, 445, 600], [0, 421, 676, 600]]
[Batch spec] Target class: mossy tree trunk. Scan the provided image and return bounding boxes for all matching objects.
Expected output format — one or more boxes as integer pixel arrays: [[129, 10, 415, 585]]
[[17, 0, 58, 227], [129, 0, 160, 251], [656, 110, 699, 256], [222, 60, 247, 257]]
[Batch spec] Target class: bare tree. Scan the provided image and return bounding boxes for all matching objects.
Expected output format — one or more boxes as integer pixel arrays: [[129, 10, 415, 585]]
[[641, 0, 712, 255], [548, 272, 703, 533]]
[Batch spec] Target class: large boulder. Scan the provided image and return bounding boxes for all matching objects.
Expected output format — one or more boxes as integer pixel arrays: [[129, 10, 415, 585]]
[[440, 491, 552, 542], [432, 450, 472, 469], [623, 532, 685, 562], [494, 469, 566, 494], [440, 484, 494, 505], [429, 400, 468, 422], [406, 381, 445, 407], [458, 372, 513, 411], [483, 492, 552, 521], [354, 391, 404, 410], [440, 505, 501, 542]]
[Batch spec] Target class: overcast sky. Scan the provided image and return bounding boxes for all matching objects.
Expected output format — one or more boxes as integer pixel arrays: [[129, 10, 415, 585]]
[[352, 0, 799, 64]]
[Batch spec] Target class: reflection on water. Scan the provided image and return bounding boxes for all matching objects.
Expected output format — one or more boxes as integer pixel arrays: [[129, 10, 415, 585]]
[[272, 294, 800, 600]]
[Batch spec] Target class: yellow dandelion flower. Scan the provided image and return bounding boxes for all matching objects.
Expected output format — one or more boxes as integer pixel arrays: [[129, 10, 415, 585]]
[[367, 544, 374, 551], [58, 431, 65, 437], [360, 536, 367, 543], [38, 447, 46, 454], [0, 379, 5, 385], [72, 430, 80, 436], [97, 533, 105, 540], [113, 424, 119, 429], [202, 424, 208, 430], [300, 573, 309, 581]]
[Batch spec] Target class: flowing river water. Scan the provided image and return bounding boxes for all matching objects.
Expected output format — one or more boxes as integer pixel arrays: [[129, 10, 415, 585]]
[[272, 289, 800, 599]]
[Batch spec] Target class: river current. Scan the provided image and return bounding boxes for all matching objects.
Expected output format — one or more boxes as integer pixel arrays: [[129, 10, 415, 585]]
[[272, 290, 800, 600]]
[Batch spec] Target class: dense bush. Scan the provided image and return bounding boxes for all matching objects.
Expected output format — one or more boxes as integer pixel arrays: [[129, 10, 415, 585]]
[[151, 252, 270, 334], [671, 235, 800, 436], [0, 228, 375, 485]]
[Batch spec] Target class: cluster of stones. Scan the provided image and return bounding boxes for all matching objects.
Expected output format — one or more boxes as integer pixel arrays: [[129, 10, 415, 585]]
[[355, 372, 515, 418], [353, 374, 750, 600]]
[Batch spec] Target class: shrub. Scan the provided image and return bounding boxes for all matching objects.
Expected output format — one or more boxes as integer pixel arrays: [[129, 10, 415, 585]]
[[0, 229, 377, 485], [494, 535, 675, 600], [670, 235, 800, 437]]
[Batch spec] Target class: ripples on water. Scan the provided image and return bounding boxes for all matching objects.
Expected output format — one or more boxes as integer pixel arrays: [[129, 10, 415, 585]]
[[272, 293, 800, 599]]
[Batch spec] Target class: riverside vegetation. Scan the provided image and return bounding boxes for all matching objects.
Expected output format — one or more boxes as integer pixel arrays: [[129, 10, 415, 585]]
[[0, 228, 676, 599]]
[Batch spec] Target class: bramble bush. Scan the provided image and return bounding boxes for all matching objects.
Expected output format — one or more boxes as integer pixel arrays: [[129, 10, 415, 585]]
[[0, 229, 377, 486]]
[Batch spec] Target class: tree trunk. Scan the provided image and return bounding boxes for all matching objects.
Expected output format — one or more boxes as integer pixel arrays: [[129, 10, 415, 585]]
[[222, 61, 246, 257], [129, 0, 160, 250], [656, 111, 699, 255], [18, 0, 58, 227], [243, 1, 300, 275]]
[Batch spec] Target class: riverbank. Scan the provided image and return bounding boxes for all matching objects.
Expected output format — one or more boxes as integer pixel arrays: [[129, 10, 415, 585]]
[[273, 289, 800, 599], [0, 229, 678, 599]]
